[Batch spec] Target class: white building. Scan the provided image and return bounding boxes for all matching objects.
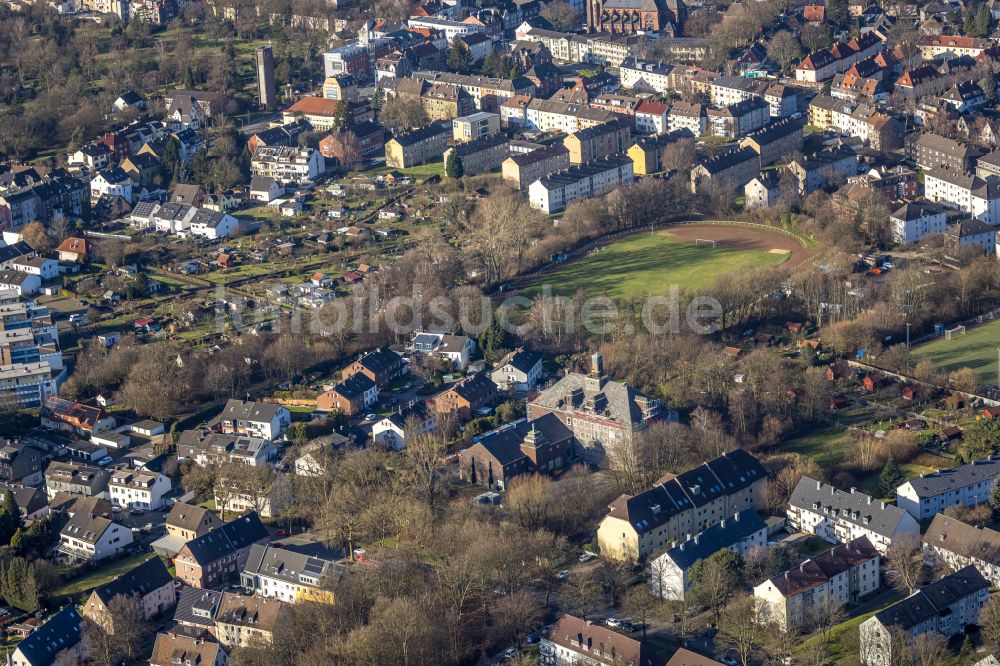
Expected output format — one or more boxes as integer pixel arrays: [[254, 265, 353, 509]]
[[411, 331, 477, 370], [896, 456, 1000, 520], [59, 511, 134, 561], [890, 201, 948, 244], [635, 101, 670, 135], [216, 399, 291, 441], [0, 362, 58, 408], [619, 57, 674, 94], [108, 468, 172, 510], [490, 347, 542, 392], [188, 209, 238, 239], [754, 536, 880, 632], [650, 510, 767, 601], [788, 477, 920, 554], [250, 146, 326, 184], [241, 536, 340, 604], [859, 566, 989, 666], [90, 168, 134, 204], [407, 16, 482, 41], [528, 155, 635, 214], [371, 403, 436, 451], [924, 168, 1000, 225], [923, 514, 1000, 587]]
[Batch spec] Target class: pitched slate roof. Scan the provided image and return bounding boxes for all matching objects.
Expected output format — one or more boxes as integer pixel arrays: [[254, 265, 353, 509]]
[[497, 347, 541, 374], [166, 502, 217, 533], [874, 565, 988, 630], [182, 512, 268, 565], [91, 556, 173, 605], [219, 399, 285, 424], [545, 614, 654, 665], [790, 477, 913, 538], [172, 587, 223, 627], [765, 536, 878, 598], [389, 123, 450, 147], [900, 456, 1000, 497], [14, 605, 81, 666], [924, 513, 1000, 563], [471, 412, 573, 466], [660, 509, 767, 570], [243, 534, 343, 588]]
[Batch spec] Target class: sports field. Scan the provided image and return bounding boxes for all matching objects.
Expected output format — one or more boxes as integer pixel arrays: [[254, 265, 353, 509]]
[[910, 317, 1000, 385], [521, 224, 808, 300]]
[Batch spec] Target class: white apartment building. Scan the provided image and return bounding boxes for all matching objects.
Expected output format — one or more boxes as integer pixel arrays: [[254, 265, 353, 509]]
[[754, 536, 880, 632], [0, 362, 58, 408], [215, 399, 291, 441], [250, 146, 325, 184], [524, 98, 615, 133], [890, 201, 948, 244], [923, 514, 1000, 587], [650, 510, 767, 601], [896, 456, 1000, 520], [635, 101, 669, 134], [619, 57, 674, 94], [241, 537, 340, 604], [407, 16, 481, 41], [528, 156, 634, 214], [788, 477, 920, 554], [59, 512, 134, 561], [109, 469, 172, 510], [924, 169, 1000, 225]]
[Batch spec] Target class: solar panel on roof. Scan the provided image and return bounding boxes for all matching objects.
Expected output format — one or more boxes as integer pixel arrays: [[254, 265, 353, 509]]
[[303, 557, 325, 576]]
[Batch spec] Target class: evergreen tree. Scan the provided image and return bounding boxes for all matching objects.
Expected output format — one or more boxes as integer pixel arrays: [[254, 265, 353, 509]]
[[1, 558, 40, 612], [481, 50, 500, 77], [0, 489, 22, 543], [371, 87, 385, 111], [989, 475, 1000, 513], [879, 456, 903, 497], [332, 100, 352, 130], [162, 137, 182, 185], [478, 312, 509, 362], [447, 38, 470, 71], [975, 3, 992, 37], [983, 68, 998, 103], [445, 150, 464, 179]]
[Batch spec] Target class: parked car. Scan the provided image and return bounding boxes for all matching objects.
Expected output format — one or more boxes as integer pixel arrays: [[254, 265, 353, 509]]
[[721, 651, 740, 666], [501, 647, 517, 661], [97, 456, 114, 467], [578, 552, 595, 562], [557, 570, 571, 581], [620, 621, 641, 632], [605, 617, 621, 628]]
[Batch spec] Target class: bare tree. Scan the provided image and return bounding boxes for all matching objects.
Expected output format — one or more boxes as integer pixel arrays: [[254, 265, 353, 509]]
[[980, 594, 1000, 648], [723, 594, 771, 666], [885, 535, 924, 595]]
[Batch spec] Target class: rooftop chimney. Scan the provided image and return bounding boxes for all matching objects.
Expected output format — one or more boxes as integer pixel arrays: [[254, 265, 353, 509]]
[[816, 480, 822, 490], [867, 496, 873, 505], [880, 501, 886, 509]]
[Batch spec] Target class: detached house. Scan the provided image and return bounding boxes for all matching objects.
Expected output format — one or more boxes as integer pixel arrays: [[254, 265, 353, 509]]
[[108, 468, 172, 511], [316, 373, 378, 416], [173, 512, 270, 589], [372, 403, 436, 451], [490, 347, 542, 392], [151, 501, 223, 558], [58, 509, 133, 561], [214, 592, 286, 648], [241, 533, 342, 604], [341, 346, 407, 389], [149, 632, 227, 666], [10, 606, 82, 666]]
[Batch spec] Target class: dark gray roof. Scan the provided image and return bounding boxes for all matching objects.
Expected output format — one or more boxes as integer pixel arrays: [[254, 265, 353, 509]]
[[924, 514, 1000, 563], [14, 606, 81, 666], [183, 512, 268, 565], [173, 587, 223, 627], [390, 123, 449, 147], [470, 412, 573, 466], [899, 456, 1000, 498], [698, 147, 759, 175], [499, 347, 541, 374], [874, 566, 988, 630], [92, 556, 173, 605], [790, 477, 913, 538], [243, 535, 344, 588], [891, 200, 946, 221], [219, 399, 285, 424], [660, 509, 767, 570]]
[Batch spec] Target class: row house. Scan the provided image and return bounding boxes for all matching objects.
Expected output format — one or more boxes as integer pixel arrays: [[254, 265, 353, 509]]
[[923, 514, 1000, 587], [635, 101, 669, 134], [919, 35, 994, 60], [385, 123, 450, 168], [527, 155, 635, 213], [619, 57, 675, 94], [788, 477, 920, 554], [108, 468, 172, 511], [795, 32, 884, 82], [860, 567, 989, 666], [754, 537, 880, 632], [524, 98, 616, 133], [242, 535, 341, 604], [596, 448, 767, 563], [667, 101, 708, 136], [915, 132, 980, 171], [173, 512, 270, 588], [391, 77, 473, 120], [409, 70, 535, 113]]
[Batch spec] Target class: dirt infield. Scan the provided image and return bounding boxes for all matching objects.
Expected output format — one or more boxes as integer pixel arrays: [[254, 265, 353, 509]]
[[667, 223, 816, 269]]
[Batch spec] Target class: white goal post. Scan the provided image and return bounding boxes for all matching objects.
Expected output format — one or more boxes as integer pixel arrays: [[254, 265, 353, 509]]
[[945, 325, 967, 340], [695, 238, 718, 247]]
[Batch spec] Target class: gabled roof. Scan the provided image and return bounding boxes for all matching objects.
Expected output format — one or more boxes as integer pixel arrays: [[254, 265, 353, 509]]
[[659, 509, 767, 570], [445, 372, 497, 404], [874, 565, 988, 630], [901, 456, 1000, 496], [181, 512, 268, 565], [166, 502, 218, 533], [790, 476, 913, 538], [470, 412, 573, 466], [765, 536, 878, 597], [924, 514, 1000, 564], [14, 606, 81, 666], [91, 556, 173, 605], [545, 614, 653, 665]]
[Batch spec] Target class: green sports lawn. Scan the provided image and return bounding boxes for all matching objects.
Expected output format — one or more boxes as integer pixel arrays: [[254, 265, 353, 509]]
[[910, 318, 1000, 385], [521, 231, 790, 300]]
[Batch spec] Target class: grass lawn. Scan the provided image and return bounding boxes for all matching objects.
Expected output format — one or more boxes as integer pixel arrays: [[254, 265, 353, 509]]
[[910, 318, 1000, 385], [784, 426, 850, 469], [522, 231, 789, 300], [796, 597, 899, 663], [365, 160, 445, 181], [53, 552, 158, 599]]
